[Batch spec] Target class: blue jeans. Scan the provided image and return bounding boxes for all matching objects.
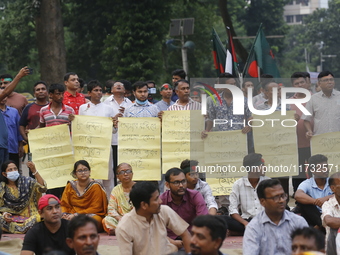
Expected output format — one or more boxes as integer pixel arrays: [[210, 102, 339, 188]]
[[0, 148, 9, 167]]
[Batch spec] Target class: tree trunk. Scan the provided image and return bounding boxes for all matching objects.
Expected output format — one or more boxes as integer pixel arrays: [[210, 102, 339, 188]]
[[218, 0, 248, 63], [35, 0, 66, 85]]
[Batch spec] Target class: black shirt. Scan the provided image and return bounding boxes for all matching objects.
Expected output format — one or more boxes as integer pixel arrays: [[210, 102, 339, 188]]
[[22, 219, 74, 255]]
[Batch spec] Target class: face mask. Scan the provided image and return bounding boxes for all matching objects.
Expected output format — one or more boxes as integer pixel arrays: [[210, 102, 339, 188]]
[[7, 171, 20, 181], [136, 98, 147, 105]]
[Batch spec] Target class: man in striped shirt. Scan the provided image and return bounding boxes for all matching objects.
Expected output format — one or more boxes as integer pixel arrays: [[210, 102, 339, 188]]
[[40, 83, 75, 127], [168, 80, 201, 111]]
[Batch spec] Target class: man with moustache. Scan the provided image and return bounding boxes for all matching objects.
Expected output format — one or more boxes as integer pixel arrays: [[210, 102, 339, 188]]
[[243, 179, 308, 255], [116, 181, 191, 255], [63, 72, 86, 115], [155, 83, 174, 111], [21, 194, 74, 255], [168, 80, 201, 111], [66, 215, 100, 255]]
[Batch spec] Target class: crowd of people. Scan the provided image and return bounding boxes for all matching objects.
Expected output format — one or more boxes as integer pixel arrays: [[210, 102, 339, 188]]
[[0, 66, 339, 254]]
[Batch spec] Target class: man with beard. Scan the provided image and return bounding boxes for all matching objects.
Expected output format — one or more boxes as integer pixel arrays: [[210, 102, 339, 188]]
[[160, 168, 208, 247], [116, 181, 191, 255], [66, 215, 100, 255], [295, 154, 333, 229], [21, 194, 74, 255]]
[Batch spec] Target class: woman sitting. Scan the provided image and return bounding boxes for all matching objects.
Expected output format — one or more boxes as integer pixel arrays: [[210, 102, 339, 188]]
[[0, 160, 47, 233], [102, 163, 135, 235], [61, 160, 108, 231]]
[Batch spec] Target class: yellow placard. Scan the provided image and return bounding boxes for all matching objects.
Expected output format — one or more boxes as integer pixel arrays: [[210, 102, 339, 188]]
[[118, 117, 161, 180], [206, 177, 240, 196], [72, 115, 113, 179], [311, 132, 340, 171], [162, 110, 205, 173], [253, 111, 298, 177], [28, 124, 74, 189]]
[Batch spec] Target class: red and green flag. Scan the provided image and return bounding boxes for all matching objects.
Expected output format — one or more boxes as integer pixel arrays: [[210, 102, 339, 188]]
[[226, 27, 240, 78], [212, 28, 227, 75], [243, 24, 280, 78]]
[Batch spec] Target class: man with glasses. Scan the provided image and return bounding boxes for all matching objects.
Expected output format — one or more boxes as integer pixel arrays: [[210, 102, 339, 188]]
[[160, 168, 208, 248], [243, 179, 308, 255], [180, 159, 217, 215], [302, 70, 340, 139], [0, 74, 28, 115]]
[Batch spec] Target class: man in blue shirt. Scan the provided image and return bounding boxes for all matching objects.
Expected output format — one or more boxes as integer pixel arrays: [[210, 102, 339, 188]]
[[0, 67, 29, 167], [294, 154, 333, 229], [243, 179, 308, 255]]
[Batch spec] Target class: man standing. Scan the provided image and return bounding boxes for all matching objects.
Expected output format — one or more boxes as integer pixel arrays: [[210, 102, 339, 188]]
[[302, 70, 340, 138], [171, 69, 186, 102], [21, 194, 74, 255], [226, 153, 269, 235], [123, 81, 159, 117], [19, 81, 49, 143], [155, 83, 174, 111], [66, 215, 100, 255], [78, 80, 116, 197], [0, 74, 28, 115], [0, 67, 29, 167], [146, 80, 159, 104], [168, 80, 201, 111], [243, 179, 308, 255], [160, 168, 208, 240], [116, 181, 191, 255], [190, 215, 228, 255], [40, 83, 75, 128], [63, 72, 86, 115]]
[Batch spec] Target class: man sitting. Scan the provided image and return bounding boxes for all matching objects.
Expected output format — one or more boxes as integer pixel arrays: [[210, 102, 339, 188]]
[[295, 154, 333, 229]]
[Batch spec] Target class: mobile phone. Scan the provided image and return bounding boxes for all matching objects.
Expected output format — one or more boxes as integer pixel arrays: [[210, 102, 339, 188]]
[[148, 88, 156, 94], [27, 68, 33, 75], [28, 152, 32, 161]]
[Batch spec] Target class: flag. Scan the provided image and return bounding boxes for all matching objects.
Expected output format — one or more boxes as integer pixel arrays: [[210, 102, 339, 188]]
[[212, 28, 227, 75], [226, 27, 240, 78], [243, 24, 280, 78]]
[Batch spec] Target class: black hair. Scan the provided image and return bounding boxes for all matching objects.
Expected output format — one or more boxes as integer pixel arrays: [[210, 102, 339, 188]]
[[243, 153, 263, 168], [174, 79, 189, 90], [291, 227, 325, 251], [329, 172, 340, 187], [0, 74, 13, 80], [129, 181, 159, 210], [120, 80, 132, 91], [261, 79, 278, 91], [192, 215, 227, 248], [146, 80, 156, 87], [71, 160, 91, 179], [172, 69, 186, 79], [67, 214, 98, 239], [1, 160, 19, 184], [257, 179, 281, 200], [64, 72, 77, 81], [132, 81, 148, 92], [105, 80, 115, 90], [180, 159, 199, 170], [49, 83, 65, 94], [307, 154, 328, 173], [34, 81, 47, 88], [165, 168, 184, 183], [318, 70, 334, 79], [87, 80, 102, 92], [78, 78, 85, 89], [291, 72, 310, 85]]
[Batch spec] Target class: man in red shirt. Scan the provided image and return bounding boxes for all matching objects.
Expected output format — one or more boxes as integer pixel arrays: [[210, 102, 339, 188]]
[[63, 72, 85, 114]]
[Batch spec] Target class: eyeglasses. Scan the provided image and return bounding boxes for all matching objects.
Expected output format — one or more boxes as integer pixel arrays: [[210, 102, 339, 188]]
[[118, 169, 133, 175], [0, 81, 10, 86], [265, 193, 288, 202], [169, 179, 187, 186], [76, 169, 90, 173], [320, 78, 334, 83]]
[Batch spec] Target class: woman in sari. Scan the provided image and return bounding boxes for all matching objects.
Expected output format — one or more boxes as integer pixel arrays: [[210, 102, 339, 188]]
[[102, 163, 135, 235], [61, 160, 108, 231], [0, 160, 47, 233]]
